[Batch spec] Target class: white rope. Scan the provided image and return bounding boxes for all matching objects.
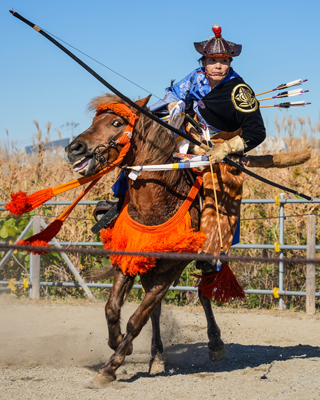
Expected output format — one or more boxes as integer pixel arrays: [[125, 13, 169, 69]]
[[127, 155, 210, 180]]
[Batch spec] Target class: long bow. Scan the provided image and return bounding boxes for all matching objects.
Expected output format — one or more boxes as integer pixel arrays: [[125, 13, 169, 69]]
[[9, 10, 312, 201]]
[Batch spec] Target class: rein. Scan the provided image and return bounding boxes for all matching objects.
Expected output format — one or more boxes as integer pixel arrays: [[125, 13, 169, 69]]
[[9, 10, 312, 201]]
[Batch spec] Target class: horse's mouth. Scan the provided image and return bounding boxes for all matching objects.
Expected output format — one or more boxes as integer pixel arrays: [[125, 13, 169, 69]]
[[72, 156, 96, 176]]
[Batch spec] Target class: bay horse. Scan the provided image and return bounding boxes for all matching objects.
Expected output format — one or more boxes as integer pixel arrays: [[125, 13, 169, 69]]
[[65, 93, 244, 388]]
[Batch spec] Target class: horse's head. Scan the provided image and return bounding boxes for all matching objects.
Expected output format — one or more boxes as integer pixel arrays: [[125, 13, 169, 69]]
[[65, 94, 151, 176]]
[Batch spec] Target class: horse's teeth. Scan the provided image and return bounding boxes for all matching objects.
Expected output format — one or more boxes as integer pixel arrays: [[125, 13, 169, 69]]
[[73, 157, 85, 167]]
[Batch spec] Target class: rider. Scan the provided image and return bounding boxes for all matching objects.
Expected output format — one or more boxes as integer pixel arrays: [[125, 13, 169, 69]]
[[149, 24, 266, 272], [149, 24, 266, 158]]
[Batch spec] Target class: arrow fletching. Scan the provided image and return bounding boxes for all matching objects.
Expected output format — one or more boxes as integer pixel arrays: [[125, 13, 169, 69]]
[[280, 101, 311, 108], [276, 79, 308, 90], [278, 89, 308, 98], [258, 89, 309, 102], [256, 79, 308, 96]]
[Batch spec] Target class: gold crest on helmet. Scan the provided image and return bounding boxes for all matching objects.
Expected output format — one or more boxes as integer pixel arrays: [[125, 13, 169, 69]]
[[231, 84, 258, 113]]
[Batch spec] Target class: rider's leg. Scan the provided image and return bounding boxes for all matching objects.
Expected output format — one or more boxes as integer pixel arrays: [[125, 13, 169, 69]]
[[197, 163, 243, 272]]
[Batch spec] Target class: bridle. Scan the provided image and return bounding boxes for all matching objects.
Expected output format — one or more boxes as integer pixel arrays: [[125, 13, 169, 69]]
[[91, 103, 138, 169]]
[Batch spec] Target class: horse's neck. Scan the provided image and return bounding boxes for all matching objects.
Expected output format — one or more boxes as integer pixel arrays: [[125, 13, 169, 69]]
[[127, 171, 191, 226], [126, 128, 192, 226]]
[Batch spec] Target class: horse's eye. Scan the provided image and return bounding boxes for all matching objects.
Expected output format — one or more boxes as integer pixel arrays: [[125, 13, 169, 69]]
[[112, 120, 123, 128]]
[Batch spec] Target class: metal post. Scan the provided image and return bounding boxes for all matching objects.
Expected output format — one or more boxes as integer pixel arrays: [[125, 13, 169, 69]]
[[31, 216, 41, 300], [29, 250, 33, 298], [40, 218, 94, 300], [279, 193, 285, 309], [306, 215, 316, 314]]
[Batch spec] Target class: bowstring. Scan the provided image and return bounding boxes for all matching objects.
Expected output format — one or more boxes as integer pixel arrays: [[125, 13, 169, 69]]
[[41, 28, 163, 101]]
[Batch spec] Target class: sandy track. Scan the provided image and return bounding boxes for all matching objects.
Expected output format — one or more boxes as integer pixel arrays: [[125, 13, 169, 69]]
[[0, 296, 319, 400]]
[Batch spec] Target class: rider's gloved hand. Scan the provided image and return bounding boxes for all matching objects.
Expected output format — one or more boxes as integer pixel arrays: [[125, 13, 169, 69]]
[[207, 136, 245, 163], [167, 100, 185, 130]]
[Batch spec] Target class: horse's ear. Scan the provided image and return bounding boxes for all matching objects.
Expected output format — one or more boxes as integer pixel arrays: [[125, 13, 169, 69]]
[[132, 95, 152, 113]]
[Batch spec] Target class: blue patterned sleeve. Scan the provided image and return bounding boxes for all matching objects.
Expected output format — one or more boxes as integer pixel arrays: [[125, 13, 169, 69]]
[[149, 69, 202, 112]]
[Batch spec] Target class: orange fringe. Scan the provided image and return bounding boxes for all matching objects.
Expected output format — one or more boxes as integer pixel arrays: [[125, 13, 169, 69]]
[[101, 210, 206, 276], [101, 176, 205, 276]]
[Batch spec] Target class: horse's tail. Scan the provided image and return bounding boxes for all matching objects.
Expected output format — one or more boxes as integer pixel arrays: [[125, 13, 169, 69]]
[[84, 264, 115, 282]]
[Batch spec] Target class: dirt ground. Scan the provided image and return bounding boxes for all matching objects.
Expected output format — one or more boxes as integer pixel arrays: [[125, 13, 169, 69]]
[[0, 295, 319, 400]]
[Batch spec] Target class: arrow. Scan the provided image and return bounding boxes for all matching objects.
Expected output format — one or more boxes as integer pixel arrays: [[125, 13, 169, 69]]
[[256, 79, 308, 97], [259, 89, 309, 102], [260, 101, 311, 109]]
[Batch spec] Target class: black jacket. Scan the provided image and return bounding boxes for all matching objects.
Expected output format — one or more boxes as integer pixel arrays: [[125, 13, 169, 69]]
[[198, 77, 266, 152]]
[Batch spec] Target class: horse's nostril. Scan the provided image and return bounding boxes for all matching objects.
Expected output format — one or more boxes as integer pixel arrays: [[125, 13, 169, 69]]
[[68, 141, 87, 155]]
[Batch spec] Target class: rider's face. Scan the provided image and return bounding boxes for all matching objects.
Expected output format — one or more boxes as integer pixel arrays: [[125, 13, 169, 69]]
[[203, 57, 231, 84]]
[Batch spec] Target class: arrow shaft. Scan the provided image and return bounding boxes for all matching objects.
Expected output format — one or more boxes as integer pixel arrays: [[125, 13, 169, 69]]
[[260, 102, 311, 109], [256, 85, 292, 96]]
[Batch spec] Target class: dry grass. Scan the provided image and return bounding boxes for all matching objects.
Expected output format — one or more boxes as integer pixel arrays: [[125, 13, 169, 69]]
[[1, 116, 319, 308]]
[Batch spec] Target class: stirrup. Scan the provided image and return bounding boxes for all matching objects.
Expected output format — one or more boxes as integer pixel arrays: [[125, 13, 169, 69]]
[[196, 259, 220, 275], [91, 197, 124, 234], [93, 200, 118, 222]]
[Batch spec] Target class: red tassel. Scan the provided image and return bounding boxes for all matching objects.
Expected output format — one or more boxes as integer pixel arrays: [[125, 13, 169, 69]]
[[197, 263, 245, 304], [17, 240, 51, 255], [5, 188, 54, 216], [17, 219, 63, 255]]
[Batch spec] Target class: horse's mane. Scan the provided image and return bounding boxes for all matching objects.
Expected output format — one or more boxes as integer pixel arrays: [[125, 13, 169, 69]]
[[134, 114, 176, 165], [89, 94, 183, 188], [88, 93, 126, 111]]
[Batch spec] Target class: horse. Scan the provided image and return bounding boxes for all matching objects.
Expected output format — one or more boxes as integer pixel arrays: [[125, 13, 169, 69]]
[[64, 92, 308, 388]]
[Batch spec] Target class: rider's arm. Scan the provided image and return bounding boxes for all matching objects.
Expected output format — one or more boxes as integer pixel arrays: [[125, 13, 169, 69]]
[[235, 106, 266, 152], [149, 68, 205, 112]]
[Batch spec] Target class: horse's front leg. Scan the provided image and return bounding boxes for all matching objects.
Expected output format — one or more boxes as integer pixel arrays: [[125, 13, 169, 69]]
[[90, 282, 170, 387], [149, 303, 165, 375], [199, 289, 225, 362], [105, 268, 135, 352], [140, 274, 165, 375]]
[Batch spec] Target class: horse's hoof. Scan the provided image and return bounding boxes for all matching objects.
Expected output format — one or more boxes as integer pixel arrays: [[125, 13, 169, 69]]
[[126, 343, 133, 356], [208, 337, 225, 363], [85, 373, 115, 389], [149, 353, 165, 375], [208, 345, 225, 363]]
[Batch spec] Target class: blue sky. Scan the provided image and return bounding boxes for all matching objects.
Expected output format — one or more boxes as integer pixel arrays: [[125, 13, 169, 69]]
[[1, 0, 319, 148]]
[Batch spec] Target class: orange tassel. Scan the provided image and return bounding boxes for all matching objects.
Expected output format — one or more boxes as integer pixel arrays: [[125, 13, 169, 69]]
[[16, 178, 100, 255], [17, 220, 63, 255], [5, 103, 137, 217], [17, 240, 51, 255], [197, 263, 245, 304], [5, 189, 54, 216]]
